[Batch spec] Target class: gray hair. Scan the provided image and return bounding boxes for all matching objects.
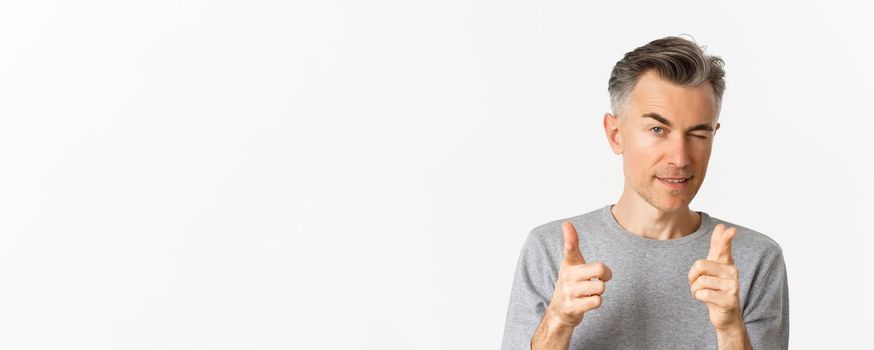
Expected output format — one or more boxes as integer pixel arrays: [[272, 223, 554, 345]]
[[608, 35, 726, 120]]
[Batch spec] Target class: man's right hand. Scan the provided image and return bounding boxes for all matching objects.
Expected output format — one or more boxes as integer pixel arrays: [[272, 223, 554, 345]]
[[531, 221, 613, 349], [547, 221, 613, 327]]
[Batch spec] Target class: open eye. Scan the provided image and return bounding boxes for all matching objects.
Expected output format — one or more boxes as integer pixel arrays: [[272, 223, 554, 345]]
[[650, 127, 665, 135]]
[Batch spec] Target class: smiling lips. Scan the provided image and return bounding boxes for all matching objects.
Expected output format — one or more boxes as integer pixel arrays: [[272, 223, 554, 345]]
[[656, 176, 692, 189]]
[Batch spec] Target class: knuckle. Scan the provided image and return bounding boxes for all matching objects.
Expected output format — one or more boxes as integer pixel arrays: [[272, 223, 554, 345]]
[[595, 280, 606, 294], [728, 280, 739, 294], [591, 262, 606, 276], [593, 295, 603, 308], [569, 285, 583, 298], [588, 295, 602, 309], [729, 266, 739, 279], [705, 275, 717, 285]]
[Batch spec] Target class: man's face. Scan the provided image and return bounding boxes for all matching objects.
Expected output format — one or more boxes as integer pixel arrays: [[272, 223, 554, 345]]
[[605, 70, 720, 213]]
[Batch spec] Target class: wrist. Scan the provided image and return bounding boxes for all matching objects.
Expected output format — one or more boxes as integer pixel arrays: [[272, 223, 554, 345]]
[[545, 304, 581, 330], [714, 312, 745, 334], [715, 319, 752, 350], [531, 305, 577, 349], [715, 322, 745, 337]]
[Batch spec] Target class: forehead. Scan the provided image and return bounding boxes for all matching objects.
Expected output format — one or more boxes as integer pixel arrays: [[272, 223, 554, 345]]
[[628, 70, 718, 124]]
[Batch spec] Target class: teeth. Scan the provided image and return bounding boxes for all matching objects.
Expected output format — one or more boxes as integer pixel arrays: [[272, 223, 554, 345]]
[[663, 178, 687, 183]]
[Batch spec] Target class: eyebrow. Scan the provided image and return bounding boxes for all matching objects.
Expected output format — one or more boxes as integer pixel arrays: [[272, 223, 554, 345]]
[[641, 112, 714, 132]]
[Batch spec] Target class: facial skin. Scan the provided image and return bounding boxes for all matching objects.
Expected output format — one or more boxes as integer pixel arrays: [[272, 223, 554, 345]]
[[604, 69, 721, 215]]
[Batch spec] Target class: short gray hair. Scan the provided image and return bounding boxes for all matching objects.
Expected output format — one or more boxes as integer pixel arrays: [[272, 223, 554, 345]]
[[608, 35, 726, 119]]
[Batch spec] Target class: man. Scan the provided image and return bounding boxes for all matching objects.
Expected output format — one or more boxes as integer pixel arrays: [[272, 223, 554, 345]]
[[500, 36, 789, 350]]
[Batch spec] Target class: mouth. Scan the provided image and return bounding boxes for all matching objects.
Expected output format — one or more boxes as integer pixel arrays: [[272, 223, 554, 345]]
[[656, 176, 692, 189]]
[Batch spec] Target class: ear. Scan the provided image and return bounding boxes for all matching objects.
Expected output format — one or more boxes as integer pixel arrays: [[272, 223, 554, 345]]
[[604, 112, 623, 155]]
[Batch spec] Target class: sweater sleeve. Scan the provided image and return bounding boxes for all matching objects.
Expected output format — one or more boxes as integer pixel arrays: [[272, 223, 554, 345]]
[[742, 248, 790, 349], [500, 229, 558, 350]]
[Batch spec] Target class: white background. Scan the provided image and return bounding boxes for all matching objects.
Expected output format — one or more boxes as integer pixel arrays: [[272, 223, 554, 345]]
[[1, 0, 872, 349]]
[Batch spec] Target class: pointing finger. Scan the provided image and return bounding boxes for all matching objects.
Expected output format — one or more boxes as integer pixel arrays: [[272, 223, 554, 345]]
[[707, 224, 736, 264], [562, 221, 586, 266]]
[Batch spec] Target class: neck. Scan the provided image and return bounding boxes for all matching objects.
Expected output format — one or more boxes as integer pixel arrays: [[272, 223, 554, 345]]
[[611, 188, 702, 240]]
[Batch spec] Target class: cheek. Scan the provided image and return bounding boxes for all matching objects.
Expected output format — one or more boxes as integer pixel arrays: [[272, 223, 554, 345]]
[[622, 147, 659, 180], [624, 134, 659, 164], [689, 143, 714, 165]]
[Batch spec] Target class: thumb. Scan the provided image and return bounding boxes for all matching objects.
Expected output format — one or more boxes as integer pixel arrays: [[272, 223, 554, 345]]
[[562, 221, 586, 266], [707, 224, 736, 264]]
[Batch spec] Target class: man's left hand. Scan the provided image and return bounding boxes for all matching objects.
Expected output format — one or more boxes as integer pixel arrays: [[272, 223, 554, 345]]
[[688, 223, 743, 331]]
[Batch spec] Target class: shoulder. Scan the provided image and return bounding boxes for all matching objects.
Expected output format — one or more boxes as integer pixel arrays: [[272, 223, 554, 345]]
[[708, 214, 785, 268], [524, 206, 606, 256]]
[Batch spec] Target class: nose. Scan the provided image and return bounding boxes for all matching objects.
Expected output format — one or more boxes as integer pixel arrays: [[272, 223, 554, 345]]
[[666, 135, 691, 168]]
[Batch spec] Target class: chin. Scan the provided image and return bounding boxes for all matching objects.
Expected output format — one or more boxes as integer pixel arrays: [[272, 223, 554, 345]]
[[656, 200, 689, 213], [644, 192, 693, 213], [656, 188, 700, 212], [630, 179, 698, 213]]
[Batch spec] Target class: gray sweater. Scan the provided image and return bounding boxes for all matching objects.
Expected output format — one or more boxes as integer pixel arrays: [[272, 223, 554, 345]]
[[501, 205, 789, 349]]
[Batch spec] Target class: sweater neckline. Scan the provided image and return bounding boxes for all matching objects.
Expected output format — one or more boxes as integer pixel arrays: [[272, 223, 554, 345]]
[[599, 204, 712, 248]]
